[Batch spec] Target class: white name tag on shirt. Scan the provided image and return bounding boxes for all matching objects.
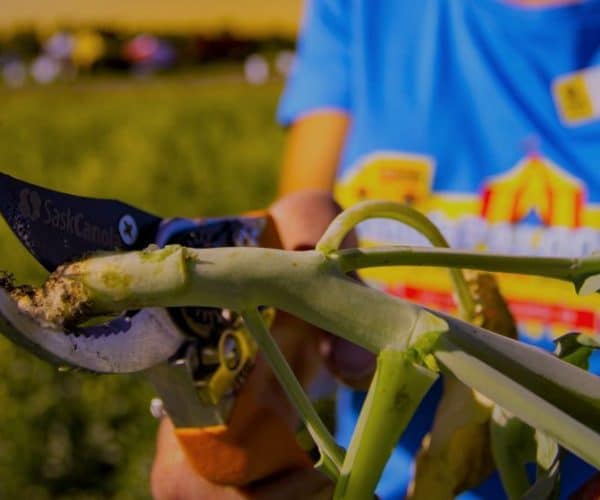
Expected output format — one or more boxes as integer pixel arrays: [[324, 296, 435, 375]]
[[552, 66, 600, 126]]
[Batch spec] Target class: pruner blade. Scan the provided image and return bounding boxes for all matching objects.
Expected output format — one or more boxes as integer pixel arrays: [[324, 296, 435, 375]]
[[0, 287, 185, 373], [0, 172, 162, 271], [0, 172, 272, 427]]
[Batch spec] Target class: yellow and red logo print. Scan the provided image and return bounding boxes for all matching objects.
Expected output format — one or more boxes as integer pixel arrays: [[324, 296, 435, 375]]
[[481, 153, 585, 228], [335, 151, 435, 208], [335, 152, 600, 338]]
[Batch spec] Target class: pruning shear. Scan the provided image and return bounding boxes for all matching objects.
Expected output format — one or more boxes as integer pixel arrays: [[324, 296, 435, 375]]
[[0, 172, 304, 480]]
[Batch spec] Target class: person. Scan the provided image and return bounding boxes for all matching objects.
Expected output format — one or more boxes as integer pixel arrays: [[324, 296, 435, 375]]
[[152, 0, 600, 498]]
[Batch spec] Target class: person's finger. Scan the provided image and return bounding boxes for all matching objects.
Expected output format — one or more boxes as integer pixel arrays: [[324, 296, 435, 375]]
[[320, 333, 375, 390], [151, 418, 248, 500], [154, 310, 323, 488], [244, 467, 333, 500], [269, 190, 344, 251], [270, 190, 372, 389]]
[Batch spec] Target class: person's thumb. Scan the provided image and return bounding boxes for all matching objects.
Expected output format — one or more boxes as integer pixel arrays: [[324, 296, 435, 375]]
[[320, 334, 375, 391]]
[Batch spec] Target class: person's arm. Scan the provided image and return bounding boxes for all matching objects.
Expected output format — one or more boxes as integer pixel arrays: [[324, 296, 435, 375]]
[[279, 110, 350, 195]]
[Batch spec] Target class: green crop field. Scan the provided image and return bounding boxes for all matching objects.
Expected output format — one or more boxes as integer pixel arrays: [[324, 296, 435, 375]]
[[0, 75, 285, 499]]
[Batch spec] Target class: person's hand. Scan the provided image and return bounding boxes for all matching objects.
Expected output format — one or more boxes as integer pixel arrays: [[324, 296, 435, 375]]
[[151, 307, 329, 499], [151, 190, 374, 499], [152, 416, 333, 500]]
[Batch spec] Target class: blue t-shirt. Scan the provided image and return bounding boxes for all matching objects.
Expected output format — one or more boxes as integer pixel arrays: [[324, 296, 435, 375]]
[[279, 1, 600, 498]]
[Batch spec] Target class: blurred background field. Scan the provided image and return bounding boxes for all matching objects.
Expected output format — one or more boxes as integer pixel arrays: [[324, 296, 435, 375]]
[[2, 0, 302, 36], [0, 74, 286, 498], [0, 3, 301, 497]]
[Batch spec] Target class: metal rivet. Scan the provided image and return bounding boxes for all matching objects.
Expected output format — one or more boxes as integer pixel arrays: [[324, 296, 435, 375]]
[[150, 398, 166, 419], [118, 214, 138, 245]]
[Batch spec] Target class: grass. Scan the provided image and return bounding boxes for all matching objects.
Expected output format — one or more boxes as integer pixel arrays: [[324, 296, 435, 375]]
[[0, 74, 285, 499]]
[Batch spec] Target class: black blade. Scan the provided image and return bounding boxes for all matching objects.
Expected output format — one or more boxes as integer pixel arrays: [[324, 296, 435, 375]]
[[0, 172, 162, 271]]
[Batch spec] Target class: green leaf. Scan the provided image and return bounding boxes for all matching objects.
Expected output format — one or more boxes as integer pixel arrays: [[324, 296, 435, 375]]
[[491, 406, 535, 499], [522, 431, 560, 500], [573, 253, 600, 295], [491, 407, 560, 500], [434, 330, 600, 469], [554, 332, 600, 371]]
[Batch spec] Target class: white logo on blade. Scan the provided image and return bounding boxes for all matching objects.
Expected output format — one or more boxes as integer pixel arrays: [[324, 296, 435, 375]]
[[18, 188, 42, 221], [118, 214, 138, 245]]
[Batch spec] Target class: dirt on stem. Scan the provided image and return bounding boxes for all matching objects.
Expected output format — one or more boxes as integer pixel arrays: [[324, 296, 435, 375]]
[[0, 264, 92, 329]]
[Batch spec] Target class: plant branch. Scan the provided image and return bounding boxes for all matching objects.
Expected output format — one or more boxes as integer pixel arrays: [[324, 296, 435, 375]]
[[65, 246, 448, 355], [335, 245, 576, 281], [434, 333, 600, 469], [316, 201, 476, 320], [241, 308, 344, 478], [2, 244, 599, 469], [334, 349, 438, 500], [490, 406, 536, 499]]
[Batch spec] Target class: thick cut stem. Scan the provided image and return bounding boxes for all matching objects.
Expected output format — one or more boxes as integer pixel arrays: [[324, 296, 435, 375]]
[[333, 349, 438, 500], [2, 244, 599, 469], [67, 246, 447, 354]]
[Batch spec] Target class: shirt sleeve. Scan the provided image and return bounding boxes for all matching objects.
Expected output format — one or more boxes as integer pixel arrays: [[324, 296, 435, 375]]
[[277, 0, 352, 126]]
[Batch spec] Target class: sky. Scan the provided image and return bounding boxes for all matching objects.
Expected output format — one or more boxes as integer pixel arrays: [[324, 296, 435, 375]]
[[1, 0, 304, 36]]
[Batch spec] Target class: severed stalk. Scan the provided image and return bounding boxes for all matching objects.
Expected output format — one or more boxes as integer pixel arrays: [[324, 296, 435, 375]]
[[0, 213, 599, 497]]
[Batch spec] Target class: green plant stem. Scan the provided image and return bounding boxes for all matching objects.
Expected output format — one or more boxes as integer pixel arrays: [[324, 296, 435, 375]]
[[241, 308, 344, 478], [3, 245, 600, 469], [440, 313, 600, 430], [76, 246, 447, 354], [316, 201, 476, 320], [490, 406, 536, 499], [434, 334, 600, 468], [333, 349, 438, 500], [334, 245, 583, 286]]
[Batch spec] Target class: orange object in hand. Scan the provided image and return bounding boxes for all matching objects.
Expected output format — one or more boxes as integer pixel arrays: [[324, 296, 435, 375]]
[[175, 382, 312, 486]]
